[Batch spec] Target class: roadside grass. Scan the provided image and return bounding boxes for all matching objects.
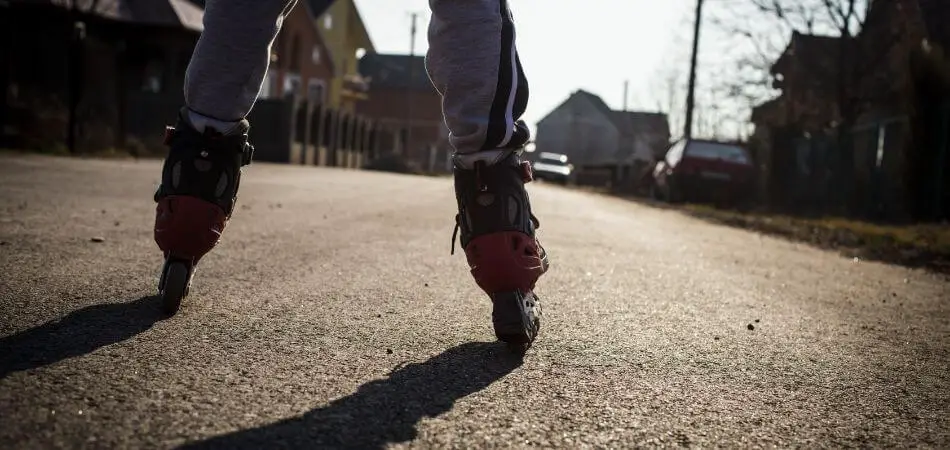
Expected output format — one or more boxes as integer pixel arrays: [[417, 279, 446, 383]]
[[680, 203, 950, 275]]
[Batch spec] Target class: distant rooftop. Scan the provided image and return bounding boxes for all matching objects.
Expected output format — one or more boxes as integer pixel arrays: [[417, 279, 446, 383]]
[[307, 0, 335, 17], [573, 90, 670, 138], [12, 0, 205, 31], [358, 53, 433, 91]]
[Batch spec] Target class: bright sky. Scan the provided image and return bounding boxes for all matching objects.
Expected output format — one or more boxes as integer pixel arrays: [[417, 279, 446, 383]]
[[353, 0, 708, 139]]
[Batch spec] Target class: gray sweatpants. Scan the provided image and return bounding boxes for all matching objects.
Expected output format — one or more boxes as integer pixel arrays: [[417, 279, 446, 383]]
[[184, 0, 530, 156]]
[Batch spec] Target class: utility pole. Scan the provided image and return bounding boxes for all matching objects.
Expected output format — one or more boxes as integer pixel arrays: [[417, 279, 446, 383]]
[[622, 80, 629, 112], [405, 12, 419, 156], [683, 0, 704, 140]]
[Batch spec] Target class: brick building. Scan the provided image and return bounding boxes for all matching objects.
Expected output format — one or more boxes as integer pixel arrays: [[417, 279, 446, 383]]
[[1, 0, 205, 151], [357, 53, 450, 172], [259, 1, 336, 104]]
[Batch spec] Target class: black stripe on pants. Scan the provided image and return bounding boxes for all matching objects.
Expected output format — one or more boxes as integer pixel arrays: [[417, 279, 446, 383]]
[[481, 0, 530, 151]]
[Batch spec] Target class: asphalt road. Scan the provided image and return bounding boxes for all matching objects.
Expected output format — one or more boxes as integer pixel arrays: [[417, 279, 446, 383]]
[[1, 153, 948, 449]]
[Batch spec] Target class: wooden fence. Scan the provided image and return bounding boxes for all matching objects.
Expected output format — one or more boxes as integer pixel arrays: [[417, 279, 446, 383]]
[[248, 96, 391, 168]]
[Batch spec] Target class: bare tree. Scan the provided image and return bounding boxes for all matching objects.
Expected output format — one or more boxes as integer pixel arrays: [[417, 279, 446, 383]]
[[707, 0, 916, 213], [649, 64, 686, 141], [709, 0, 911, 131]]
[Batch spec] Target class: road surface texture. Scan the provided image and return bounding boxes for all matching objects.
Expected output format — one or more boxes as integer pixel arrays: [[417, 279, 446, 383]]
[[1, 153, 948, 449]]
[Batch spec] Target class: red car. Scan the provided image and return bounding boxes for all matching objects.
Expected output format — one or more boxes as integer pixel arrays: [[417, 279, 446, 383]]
[[651, 139, 755, 205]]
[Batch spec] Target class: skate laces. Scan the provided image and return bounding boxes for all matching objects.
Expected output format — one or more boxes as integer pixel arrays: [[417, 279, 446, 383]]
[[449, 159, 540, 255]]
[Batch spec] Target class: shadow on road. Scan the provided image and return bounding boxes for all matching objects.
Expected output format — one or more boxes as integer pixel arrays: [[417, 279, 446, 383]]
[[180, 342, 524, 449], [0, 296, 165, 379]]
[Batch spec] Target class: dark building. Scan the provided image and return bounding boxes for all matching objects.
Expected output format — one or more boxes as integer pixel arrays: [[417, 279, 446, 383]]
[[357, 52, 451, 172], [2, 0, 206, 152]]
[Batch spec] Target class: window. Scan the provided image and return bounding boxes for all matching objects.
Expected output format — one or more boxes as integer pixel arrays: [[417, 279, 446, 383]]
[[685, 141, 751, 164], [283, 73, 302, 97]]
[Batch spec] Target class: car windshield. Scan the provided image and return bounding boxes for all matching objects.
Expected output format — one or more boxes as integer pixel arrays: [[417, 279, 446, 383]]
[[686, 141, 750, 164]]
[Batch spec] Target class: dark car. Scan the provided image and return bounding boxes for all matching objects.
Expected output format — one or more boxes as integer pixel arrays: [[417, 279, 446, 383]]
[[651, 139, 755, 205], [531, 152, 573, 185]]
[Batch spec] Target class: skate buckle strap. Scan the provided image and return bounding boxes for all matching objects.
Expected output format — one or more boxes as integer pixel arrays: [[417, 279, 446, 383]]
[[475, 162, 487, 192], [519, 160, 534, 183], [241, 142, 255, 167], [448, 159, 541, 256], [163, 126, 176, 146], [161, 125, 253, 167]]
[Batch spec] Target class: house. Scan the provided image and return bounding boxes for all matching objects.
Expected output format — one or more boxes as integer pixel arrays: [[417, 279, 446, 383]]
[[859, 0, 950, 220], [534, 89, 670, 186], [307, 0, 375, 113], [235, 2, 335, 104], [1, 0, 381, 168], [750, 0, 950, 220], [356, 53, 450, 172], [2, 0, 205, 151], [768, 32, 844, 133]]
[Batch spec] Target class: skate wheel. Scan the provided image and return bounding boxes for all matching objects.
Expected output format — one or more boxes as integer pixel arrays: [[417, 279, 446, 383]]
[[491, 291, 541, 353], [506, 341, 531, 354], [160, 260, 190, 315]]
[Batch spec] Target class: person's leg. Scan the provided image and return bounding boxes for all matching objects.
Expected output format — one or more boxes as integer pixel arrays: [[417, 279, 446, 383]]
[[153, 0, 297, 314], [185, 0, 298, 132], [425, 0, 530, 165], [426, 0, 548, 348]]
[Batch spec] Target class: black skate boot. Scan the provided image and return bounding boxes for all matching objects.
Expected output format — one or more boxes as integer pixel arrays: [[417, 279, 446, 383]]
[[153, 108, 254, 315], [452, 150, 549, 351]]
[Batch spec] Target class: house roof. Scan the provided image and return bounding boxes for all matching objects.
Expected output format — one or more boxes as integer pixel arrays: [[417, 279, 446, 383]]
[[573, 89, 615, 122], [12, 0, 204, 31], [771, 31, 843, 94], [307, 0, 335, 17], [609, 111, 670, 139], [751, 97, 782, 125], [772, 32, 841, 76], [308, 0, 375, 53], [358, 53, 432, 91], [574, 90, 670, 138]]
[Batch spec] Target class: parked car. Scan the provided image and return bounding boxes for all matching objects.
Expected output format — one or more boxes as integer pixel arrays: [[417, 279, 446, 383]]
[[651, 139, 755, 205], [531, 152, 574, 184]]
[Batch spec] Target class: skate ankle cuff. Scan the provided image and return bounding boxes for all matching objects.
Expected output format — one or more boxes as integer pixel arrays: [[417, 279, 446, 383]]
[[453, 148, 523, 170], [185, 108, 247, 136], [163, 124, 254, 167], [449, 150, 539, 255]]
